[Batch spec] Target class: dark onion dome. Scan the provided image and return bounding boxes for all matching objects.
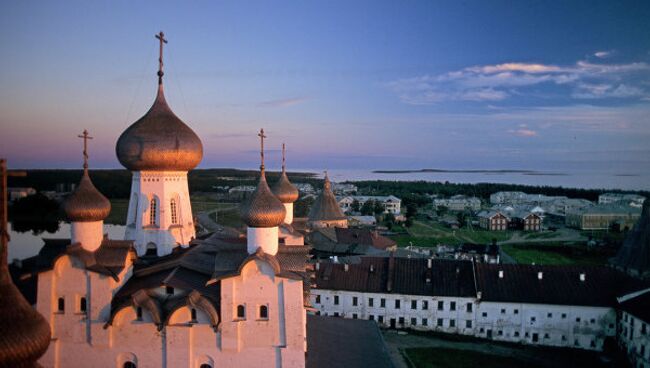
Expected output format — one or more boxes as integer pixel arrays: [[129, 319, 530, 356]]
[[62, 170, 111, 222], [115, 85, 203, 171], [308, 174, 346, 221], [272, 171, 299, 204], [240, 170, 286, 228]]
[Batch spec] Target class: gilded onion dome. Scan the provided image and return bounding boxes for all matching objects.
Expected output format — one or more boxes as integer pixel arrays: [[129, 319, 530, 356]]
[[240, 129, 286, 227], [115, 85, 203, 171], [63, 170, 111, 222], [272, 144, 299, 203], [308, 173, 347, 221]]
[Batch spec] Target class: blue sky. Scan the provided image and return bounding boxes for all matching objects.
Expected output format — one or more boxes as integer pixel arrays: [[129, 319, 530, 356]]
[[1, 0, 649, 173]]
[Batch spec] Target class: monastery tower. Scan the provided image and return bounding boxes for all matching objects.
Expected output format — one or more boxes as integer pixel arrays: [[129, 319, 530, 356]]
[[62, 130, 111, 251], [240, 129, 286, 255], [116, 32, 203, 257], [308, 172, 348, 229]]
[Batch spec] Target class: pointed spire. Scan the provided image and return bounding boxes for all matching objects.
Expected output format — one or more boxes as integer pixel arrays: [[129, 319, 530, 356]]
[[272, 143, 299, 204], [281, 143, 286, 172]]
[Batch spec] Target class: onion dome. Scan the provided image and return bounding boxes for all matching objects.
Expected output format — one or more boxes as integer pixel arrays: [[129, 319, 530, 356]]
[[308, 173, 346, 221], [240, 170, 286, 228], [115, 85, 203, 171], [272, 144, 299, 203], [62, 169, 111, 222]]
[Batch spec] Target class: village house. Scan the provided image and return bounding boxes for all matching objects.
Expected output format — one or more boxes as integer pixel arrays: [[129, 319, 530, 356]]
[[433, 195, 481, 212], [477, 210, 509, 231], [338, 195, 401, 215], [599, 193, 646, 208], [565, 204, 641, 231]]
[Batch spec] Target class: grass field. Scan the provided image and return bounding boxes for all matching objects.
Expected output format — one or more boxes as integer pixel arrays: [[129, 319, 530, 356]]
[[500, 243, 611, 266], [390, 220, 512, 248], [404, 347, 544, 368]]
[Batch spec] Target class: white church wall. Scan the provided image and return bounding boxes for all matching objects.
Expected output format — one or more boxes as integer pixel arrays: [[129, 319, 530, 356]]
[[619, 311, 650, 367]]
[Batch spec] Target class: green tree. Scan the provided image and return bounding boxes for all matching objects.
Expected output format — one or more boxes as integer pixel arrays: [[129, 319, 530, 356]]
[[373, 200, 384, 215], [384, 212, 396, 230], [436, 205, 448, 217], [350, 199, 360, 212], [294, 197, 314, 217], [360, 200, 375, 215], [406, 203, 417, 219]]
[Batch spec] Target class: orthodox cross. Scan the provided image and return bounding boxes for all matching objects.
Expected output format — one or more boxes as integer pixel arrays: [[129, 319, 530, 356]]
[[258, 128, 267, 170], [0, 159, 26, 274], [77, 129, 93, 170], [281, 143, 286, 172], [155, 31, 168, 84]]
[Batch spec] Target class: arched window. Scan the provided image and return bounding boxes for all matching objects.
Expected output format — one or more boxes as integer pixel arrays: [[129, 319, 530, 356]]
[[199, 364, 212, 368], [123, 362, 137, 368], [136, 307, 143, 321], [149, 197, 157, 226], [79, 297, 87, 313], [190, 308, 197, 323], [236, 305, 245, 319], [57, 297, 65, 312], [145, 243, 157, 256], [259, 305, 268, 319], [170, 198, 178, 224]]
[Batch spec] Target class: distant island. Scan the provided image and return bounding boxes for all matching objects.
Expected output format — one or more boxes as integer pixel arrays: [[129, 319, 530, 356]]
[[372, 168, 564, 175]]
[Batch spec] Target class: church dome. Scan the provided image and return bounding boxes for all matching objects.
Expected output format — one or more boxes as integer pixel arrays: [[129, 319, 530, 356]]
[[115, 85, 203, 172], [62, 170, 111, 222], [241, 171, 286, 228]]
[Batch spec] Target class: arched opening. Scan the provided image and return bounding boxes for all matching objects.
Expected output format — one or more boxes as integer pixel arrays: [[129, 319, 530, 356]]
[[199, 364, 212, 368], [149, 197, 158, 226], [145, 243, 157, 256], [57, 297, 65, 312], [236, 304, 245, 320], [191, 308, 197, 323], [123, 362, 137, 368], [259, 305, 268, 319], [170, 198, 179, 224], [136, 307, 143, 321], [80, 297, 87, 313]]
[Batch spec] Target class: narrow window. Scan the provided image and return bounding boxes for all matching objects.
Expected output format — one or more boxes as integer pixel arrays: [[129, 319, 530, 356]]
[[398, 317, 404, 325], [422, 301, 428, 310], [514, 309, 519, 315], [466, 303, 472, 313], [411, 318, 417, 326], [57, 297, 65, 312], [353, 314, 358, 319], [237, 305, 245, 319], [170, 198, 179, 224], [315, 295, 320, 304], [191, 308, 197, 322], [395, 300, 400, 309], [260, 305, 268, 319], [437, 318, 443, 327], [149, 197, 157, 226], [136, 307, 143, 321], [438, 301, 444, 311], [334, 295, 339, 305], [352, 296, 358, 306], [450, 319, 456, 328], [422, 318, 428, 326], [450, 301, 456, 311], [380, 298, 386, 308], [466, 320, 472, 328], [378, 315, 384, 323], [368, 298, 374, 307], [411, 300, 417, 310], [79, 297, 87, 313], [369, 315, 374, 321], [123, 362, 137, 368]]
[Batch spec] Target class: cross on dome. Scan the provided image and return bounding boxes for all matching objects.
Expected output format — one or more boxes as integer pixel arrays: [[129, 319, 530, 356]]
[[258, 128, 267, 171], [77, 129, 93, 170], [155, 31, 168, 84]]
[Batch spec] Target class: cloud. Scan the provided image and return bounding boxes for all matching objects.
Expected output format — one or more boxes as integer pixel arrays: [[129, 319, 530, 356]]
[[258, 97, 309, 108], [387, 59, 650, 105], [594, 50, 613, 59], [508, 128, 538, 137]]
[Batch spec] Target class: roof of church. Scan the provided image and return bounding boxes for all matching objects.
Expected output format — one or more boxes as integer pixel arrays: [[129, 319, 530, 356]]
[[308, 174, 347, 222], [308, 227, 396, 255], [115, 83, 203, 171], [475, 263, 649, 307], [272, 171, 299, 204], [240, 169, 286, 228], [610, 200, 650, 277], [619, 290, 650, 323], [62, 170, 111, 222], [314, 257, 476, 297], [306, 315, 393, 368]]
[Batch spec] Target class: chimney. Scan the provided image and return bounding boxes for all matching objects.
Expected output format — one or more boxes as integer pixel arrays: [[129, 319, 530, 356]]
[[477, 291, 482, 300], [579, 273, 585, 282], [344, 264, 349, 272], [315, 262, 320, 271], [427, 258, 432, 269], [333, 256, 339, 263], [498, 270, 504, 279], [369, 264, 374, 273], [537, 271, 543, 280]]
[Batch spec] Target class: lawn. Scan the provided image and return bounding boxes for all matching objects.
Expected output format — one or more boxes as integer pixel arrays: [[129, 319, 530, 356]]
[[500, 243, 611, 266], [390, 220, 513, 248], [404, 347, 544, 368]]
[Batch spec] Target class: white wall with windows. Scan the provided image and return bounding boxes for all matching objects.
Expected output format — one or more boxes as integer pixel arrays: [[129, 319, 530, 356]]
[[619, 311, 650, 368]]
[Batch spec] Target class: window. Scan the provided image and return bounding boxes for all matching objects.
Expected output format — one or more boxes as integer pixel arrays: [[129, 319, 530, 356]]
[[422, 318, 428, 326], [398, 317, 404, 325], [466, 303, 472, 313], [165, 286, 174, 295], [482, 312, 487, 318], [547, 313, 552, 318], [450, 302, 456, 311], [411, 318, 417, 326], [258, 305, 268, 319], [191, 308, 197, 322], [450, 320, 456, 328], [333, 312, 339, 317], [123, 363, 137, 368], [466, 320, 472, 328], [352, 296, 358, 306], [411, 300, 417, 310], [576, 317, 581, 323], [531, 317, 536, 322], [57, 297, 65, 313], [380, 298, 386, 308], [237, 305, 245, 319], [562, 313, 567, 319], [422, 301, 428, 310], [393, 300, 400, 309], [501, 308, 506, 314], [315, 295, 320, 304], [79, 297, 87, 313], [590, 318, 595, 324], [369, 298, 374, 307], [136, 307, 143, 320], [497, 330, 503, 336], [544, 333, 550, 339], [170, 198, 178, 224], [514, 309, 519, 315], [480, 328, 485, 333], [200, 364, 212, 368], [378, 315, 384, 323], [149, 197, 157, 226], [334, 296, 339, 305], [514, 331, 520, 337], [438, 301, 444, 311], [437, 318, 443, 327], [353, 314, 358, 319], [369, 315, 375, 321], [562, 335, 566, 341]]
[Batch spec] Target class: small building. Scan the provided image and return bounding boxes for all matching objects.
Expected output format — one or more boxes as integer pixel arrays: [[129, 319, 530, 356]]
[[565, 204, 641, 231], [455, 243, 500, 264], [307, 227, 397, 258], [7, 187, 36, 202], [510, 211, 542, 232], [348, 216, 377, 227], [338, 195, 401, 215], [433, 195, 481, 212], [617, 290, 650, 368], [477, 211, 509, 231], [599, 193, 646, 208]]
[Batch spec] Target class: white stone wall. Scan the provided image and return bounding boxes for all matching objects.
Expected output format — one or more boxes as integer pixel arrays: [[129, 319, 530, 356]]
[[310, 289, 615, 351], [125, 171, 196, 256], [619, 311, 650, 368]]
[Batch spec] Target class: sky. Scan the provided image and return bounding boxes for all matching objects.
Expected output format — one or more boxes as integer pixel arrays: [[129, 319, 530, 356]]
[[1, 0, 650, 175]]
